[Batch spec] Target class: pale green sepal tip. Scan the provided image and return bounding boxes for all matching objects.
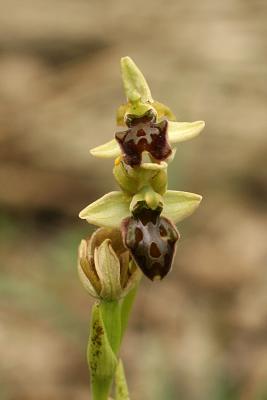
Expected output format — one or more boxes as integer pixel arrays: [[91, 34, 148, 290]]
[[121, 56, 153, 103], [94, 240, 122, 301], [162, 190, 202, 223], [168, 120, 205, 144], [90, 139, 121, 159], [79, 191, 131, 228]]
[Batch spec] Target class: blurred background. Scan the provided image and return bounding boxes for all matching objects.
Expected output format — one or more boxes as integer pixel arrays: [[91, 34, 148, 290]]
[[0, 1, 267, 399]]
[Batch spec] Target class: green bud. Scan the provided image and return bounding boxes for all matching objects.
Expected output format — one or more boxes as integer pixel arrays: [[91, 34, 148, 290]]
[[78, 228, 141, 301]]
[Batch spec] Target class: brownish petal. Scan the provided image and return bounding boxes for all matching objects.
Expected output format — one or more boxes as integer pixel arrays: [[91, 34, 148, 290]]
[[115, 110, 172, 167], [121, 204, 179, 280]]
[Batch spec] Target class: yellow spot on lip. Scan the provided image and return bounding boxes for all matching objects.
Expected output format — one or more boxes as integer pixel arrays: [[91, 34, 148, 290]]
[[152, 275, 161, 281], [115, 156, 122, 166]]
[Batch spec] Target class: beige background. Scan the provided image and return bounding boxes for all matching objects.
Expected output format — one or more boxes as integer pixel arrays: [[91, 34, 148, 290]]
[[0, 1, 267, 399]]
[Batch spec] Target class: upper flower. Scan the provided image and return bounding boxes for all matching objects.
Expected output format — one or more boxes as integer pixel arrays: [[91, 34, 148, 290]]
[[79, 56, 204, 281], [90, 57, 205, 167]]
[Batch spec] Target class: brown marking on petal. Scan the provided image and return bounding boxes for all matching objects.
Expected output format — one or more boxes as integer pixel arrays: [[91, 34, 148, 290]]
[[159, 224, 167, 237], [136, 129, 146, 137], [150, 242, 161, 258], [115, 110, 172, 167], [135, 227, 143, 243]]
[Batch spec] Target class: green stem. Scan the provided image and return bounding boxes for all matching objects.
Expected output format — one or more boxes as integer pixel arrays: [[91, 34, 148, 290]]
[[88, 285, 140, 400], [92, 378, 112, 400], [120, 282, 140, 340], [100, 300, 122, 354]]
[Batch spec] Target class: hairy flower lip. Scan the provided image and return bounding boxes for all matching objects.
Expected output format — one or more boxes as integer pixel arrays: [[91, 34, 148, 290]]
[[121, 209, 180, 281], [115, 113, 172, 167]]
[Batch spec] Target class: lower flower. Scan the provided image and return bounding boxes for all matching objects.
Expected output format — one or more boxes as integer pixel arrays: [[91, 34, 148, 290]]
[[121, 202, 179, 281]]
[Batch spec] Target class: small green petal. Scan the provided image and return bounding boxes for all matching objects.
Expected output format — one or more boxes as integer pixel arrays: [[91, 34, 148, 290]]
[[168, 120, 205, 144], [130, 188, 163, 212], [153, 100, 176, 121], [140, 161, 167, 171], [90, 139, 121, 159], [125, 101, 156, 118], [94, 240, 122, 300], [79, 192, 131, 228], [113, 161, 140, 195], [162, 190, 202, 223], [121, 56, 153, 103]]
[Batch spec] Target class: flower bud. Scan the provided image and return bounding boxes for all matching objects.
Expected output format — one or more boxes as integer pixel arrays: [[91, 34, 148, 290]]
[[78, 228, 141, 301]]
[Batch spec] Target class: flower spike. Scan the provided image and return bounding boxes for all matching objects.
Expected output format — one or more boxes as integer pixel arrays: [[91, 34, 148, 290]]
[[80, 56, 204, 280]]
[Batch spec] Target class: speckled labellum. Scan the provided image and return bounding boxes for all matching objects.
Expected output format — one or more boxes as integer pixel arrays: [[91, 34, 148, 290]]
[[115, 110, 172, 167], [121, 202, 179, 280]]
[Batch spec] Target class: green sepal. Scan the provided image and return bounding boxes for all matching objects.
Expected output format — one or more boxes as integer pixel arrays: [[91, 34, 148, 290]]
[[88, 303, 118, 400], [162, 190, 202, 223], [168, 120, 205, 144], [90, 139, 120, 159], [79, 192, 131, 228], [94, 240, 122, 301], [121, 56, 153, 104]]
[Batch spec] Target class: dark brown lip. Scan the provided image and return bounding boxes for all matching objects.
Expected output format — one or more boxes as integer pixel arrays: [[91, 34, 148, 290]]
[[115, 111, 172, 167]]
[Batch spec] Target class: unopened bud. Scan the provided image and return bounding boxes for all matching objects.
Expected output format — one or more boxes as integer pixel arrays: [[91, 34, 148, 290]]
[[78, 228, 141, 301]]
